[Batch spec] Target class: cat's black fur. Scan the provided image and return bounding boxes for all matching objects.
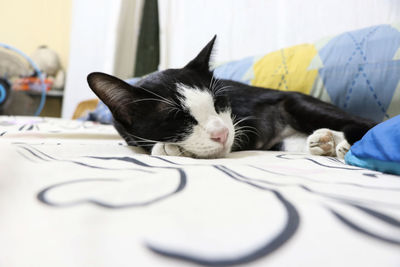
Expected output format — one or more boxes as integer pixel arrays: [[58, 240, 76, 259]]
[[226, 80, 376, 150], [87, 36, 376, 157]]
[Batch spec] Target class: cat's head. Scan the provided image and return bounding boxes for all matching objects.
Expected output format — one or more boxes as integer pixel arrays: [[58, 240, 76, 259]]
[[87, 36, 235, 158]]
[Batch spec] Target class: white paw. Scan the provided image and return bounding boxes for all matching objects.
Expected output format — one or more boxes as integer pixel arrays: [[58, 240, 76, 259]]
[[307, 129, 336, 156], [307, 128, 350, 158], [336, 140, 351, 159], [151, 143, 186, 156]]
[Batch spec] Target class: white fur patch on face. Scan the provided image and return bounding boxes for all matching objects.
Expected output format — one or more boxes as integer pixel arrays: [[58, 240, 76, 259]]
[[176, 83, 234, 158]]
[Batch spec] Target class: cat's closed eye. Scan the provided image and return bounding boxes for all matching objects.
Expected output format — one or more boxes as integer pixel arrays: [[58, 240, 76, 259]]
[[213, 95, 230, 113]]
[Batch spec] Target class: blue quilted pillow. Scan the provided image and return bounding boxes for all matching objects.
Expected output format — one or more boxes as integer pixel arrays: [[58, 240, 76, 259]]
[[345, 115, 400, 175], [214, 24, 400, 123]]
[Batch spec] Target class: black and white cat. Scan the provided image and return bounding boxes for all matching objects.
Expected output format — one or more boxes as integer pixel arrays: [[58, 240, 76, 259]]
[[87, 36, 376, 159]]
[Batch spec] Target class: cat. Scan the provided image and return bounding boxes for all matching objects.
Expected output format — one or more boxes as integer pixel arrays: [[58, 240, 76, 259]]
[[87, 36, 376, 159]]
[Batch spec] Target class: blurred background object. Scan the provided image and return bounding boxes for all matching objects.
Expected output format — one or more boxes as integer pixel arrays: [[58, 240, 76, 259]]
[[0, 0, 71, 116], [30, 46, 65, 91], [0, 43, 47, 116]]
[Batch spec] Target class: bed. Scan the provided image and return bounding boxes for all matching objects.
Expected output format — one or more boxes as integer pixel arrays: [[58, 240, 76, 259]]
[[1, 24, 400, 266], [0, 116, 399, 267]]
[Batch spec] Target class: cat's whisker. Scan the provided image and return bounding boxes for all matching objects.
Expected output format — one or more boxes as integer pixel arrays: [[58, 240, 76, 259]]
[[233, 138, 245, 148], [234, 125, 259, 133], [233, 134, 248, 149], [123, 132, 161, 144], [231, 114, 239, 125], [209, 75, 222, 94], [234, 130, 254, 139], [230, 114, 259, 149], [161, 105, 181, 115], [235, 129, 260, 141], [211, 75, 218, 89], [238, 131, 258, 138], [235, 127, 258, 133], [214, 87, 233, 95], [212, 79, 223, 94], [126, 141, 155, 147], [236, 132, 258, 141], [134, 144, 154, 147], [126, 98, 177, 107], [233, 116, 257, 127], [213, 85, 234, 96], [124, 131, 186, 147], [165, 106, 182, 119], [232, 122, 259, 149], [135, 85, 180, 108], [235, 130, 259, 140], [128, 140, 157, 144], [209, 75, 216, 92], [213, 76, 223, 89]]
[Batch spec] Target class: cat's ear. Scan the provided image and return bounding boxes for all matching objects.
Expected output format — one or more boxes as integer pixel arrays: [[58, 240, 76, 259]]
[[87, 72, 145, 125], [184, 35, 216, 72]]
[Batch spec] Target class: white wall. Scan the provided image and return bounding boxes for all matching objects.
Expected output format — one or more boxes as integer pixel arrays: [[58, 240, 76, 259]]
[[158, 0, 400, 69], [62, 0, 143, 118]]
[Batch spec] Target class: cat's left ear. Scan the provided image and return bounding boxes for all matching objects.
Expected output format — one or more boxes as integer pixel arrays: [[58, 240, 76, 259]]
[[184, 35, 216, 72], [87, 72, 142, 125]]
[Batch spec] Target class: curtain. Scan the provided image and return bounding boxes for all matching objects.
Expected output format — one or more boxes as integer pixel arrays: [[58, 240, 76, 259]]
[[134, 0, 160, 77], [62, 0, 144, 118]]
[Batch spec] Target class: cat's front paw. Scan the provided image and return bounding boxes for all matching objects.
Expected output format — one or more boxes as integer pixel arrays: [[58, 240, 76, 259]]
[[336, 140, 351, 159], [307, 129, 336, 156], [307, 128, 350, 158], [151, 143, 186, 156]]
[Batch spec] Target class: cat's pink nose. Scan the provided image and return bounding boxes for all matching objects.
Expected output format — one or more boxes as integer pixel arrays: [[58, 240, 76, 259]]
[[210, 127, 229, 145]]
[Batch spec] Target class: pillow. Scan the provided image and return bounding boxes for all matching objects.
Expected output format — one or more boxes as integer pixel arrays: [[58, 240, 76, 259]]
[[214, 23, 400, 123], [345, 115, 400, 175]]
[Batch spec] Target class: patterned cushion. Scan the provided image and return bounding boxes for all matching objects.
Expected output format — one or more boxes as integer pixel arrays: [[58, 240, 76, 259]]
[[214, 23, 400, 122]]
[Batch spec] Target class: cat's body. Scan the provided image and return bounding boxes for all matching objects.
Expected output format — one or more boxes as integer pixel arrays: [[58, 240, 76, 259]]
[[87, 36, 376, 159]]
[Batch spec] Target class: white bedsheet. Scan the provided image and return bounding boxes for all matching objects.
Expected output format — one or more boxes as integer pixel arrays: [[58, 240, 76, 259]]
[[1, 116, 399, 267]]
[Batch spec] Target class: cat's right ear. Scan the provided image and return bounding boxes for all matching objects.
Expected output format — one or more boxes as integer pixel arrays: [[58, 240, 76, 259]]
[[87, 72, 138, 125], [184, 35, 217, 72]]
